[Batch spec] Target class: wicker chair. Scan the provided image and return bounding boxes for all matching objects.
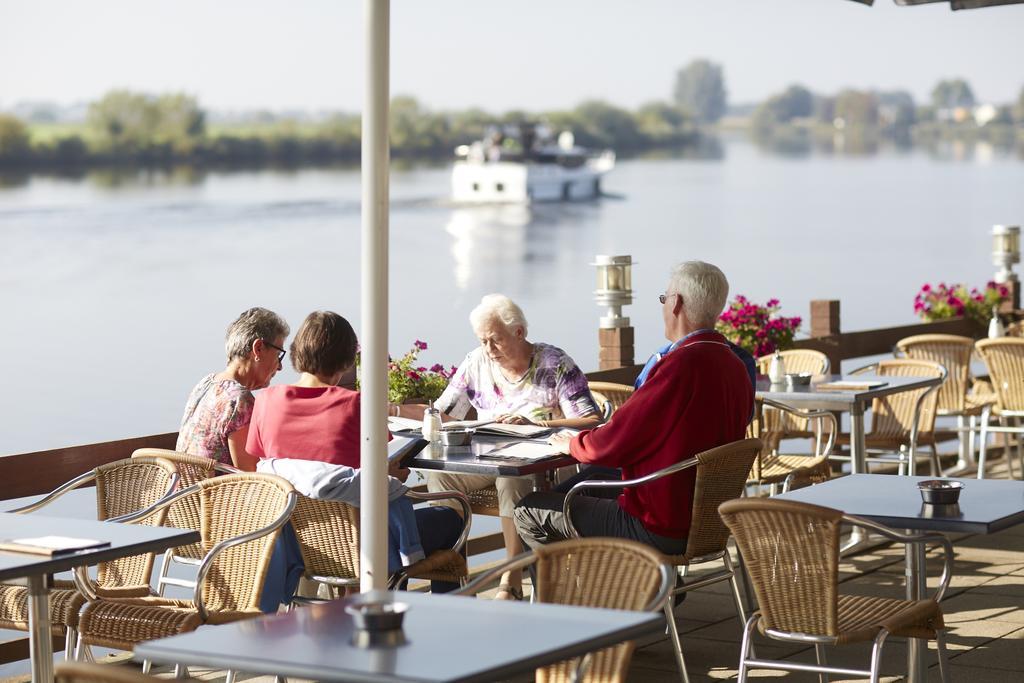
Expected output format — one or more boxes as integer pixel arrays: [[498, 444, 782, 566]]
[[1006, 320, 1024, 338], [562, 437, 763, 683], [0, 458, 178, 660], [975, 338, 1024, 479], [75, 473, 296, 672], [755, 350, 830, 448], [130, 449, 240, 596], [587, 381, 635, 422], [290, 489, 472, 596], [456, 537, 672, 683], [748, 399, 838, 494], [719, 498, 953, 683], [55, 661, 199, 682], [896, 334, 995, 471], [832, 359, 947, 476]]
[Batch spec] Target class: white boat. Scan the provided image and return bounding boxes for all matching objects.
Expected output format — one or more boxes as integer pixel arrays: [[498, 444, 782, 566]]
[[452, 128, 615, 204]]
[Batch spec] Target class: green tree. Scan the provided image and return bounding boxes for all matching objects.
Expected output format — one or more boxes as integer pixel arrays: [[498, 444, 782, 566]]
[[87, 90, 158, 153], [752, 84, 815, 129], [152, 94, 205, 153], [635, 101, 690, 144], [877, 90, 916, 128], [834, 90, 879, 127], [672, 59, 727, 124], [1014, 85, 1024, 124], [567, 100, 641, 149], [0, 114, 31, 161], [931, 79, 976, 110]]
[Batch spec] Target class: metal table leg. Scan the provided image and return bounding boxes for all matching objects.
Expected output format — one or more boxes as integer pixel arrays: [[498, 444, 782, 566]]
[[841, 409, 870, 553], [906, 538, 927, 683], [26, 573, 54, 683]]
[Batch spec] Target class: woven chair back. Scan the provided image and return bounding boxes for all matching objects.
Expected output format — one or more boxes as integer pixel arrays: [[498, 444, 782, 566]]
[[720, 498, 843, 637], [132, 449, 218, 560], [756, 350, 830, 434], [291, 495, 361, 581], [587, 381, 634, 420], [975, 338, 1024, 412], [532, 538, 668, 683], [868, 359, 944, 439], [1006, 321, 1023, 338], [677, 438, 763, 562], [190, 473, 294, 613], [897, 334, 973, 414], [92, 458, 177, 589]]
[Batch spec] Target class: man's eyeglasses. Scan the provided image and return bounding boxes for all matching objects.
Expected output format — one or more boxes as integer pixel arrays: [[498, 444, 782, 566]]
[[262, 340, 287, 362], [658, 293, 678, 305]]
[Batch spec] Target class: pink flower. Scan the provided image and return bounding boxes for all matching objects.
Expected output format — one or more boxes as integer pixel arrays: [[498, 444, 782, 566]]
[[922, 284, 932, 292], [407, 371, 421, 381], [414, 340, 428, 350], [430, 363, 444, 373]]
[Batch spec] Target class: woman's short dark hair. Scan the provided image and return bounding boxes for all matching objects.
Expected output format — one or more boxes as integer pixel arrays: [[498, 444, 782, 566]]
[[290, 311, 358, 377]]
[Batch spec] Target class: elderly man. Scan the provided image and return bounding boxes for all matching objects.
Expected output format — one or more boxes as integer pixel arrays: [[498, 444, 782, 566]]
[[513, 261, 753, 555]]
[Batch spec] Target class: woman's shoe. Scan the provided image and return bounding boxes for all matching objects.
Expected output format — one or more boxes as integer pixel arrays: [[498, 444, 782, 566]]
[[494, 583, 524, 601]]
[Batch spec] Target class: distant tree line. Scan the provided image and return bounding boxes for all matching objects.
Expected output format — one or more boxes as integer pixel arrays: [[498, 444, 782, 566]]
[[0, 89, 701, 170], [749, 78, 1024, 135]]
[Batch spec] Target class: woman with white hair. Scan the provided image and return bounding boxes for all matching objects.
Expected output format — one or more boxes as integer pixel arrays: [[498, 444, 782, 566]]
[[176, 306, 290, 471], [428, 293, 600, 600]]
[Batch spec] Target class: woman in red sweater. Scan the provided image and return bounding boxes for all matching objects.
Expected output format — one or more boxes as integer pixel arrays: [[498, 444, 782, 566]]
[[247, 311, 463, 592]]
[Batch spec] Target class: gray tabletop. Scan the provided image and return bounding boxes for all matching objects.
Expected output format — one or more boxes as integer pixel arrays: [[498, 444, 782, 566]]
[[407, 436, 576, 477], [135, 590, 662, 683], [0, 512, 199, 581], [775, 474, 1024, 534], [755, 374, 943, 411]]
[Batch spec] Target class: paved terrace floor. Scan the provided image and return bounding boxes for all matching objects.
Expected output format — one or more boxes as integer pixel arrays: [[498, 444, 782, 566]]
[[3, 455, 1023, 683]]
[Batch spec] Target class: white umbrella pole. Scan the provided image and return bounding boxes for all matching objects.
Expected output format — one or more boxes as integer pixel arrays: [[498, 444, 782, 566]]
[[360, 0, 390, 592]]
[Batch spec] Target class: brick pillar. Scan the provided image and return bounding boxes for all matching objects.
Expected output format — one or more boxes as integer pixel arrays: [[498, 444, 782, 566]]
[[598, 327, 634, 371], [998, 279, 1020, 314], [809, 299, 842, 373]]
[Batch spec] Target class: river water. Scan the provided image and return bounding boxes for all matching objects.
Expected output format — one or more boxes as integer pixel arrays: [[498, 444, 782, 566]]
[[2, 137, 1023, 454]]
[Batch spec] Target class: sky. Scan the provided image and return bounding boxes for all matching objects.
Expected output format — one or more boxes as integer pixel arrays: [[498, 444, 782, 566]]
[[2, 0, 1023, 114]]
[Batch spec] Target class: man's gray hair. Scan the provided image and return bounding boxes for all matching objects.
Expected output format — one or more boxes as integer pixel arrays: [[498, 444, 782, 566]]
[[667, 261, 729, 329], [469, 294, 529, 336], [225, 307, 290, 361]]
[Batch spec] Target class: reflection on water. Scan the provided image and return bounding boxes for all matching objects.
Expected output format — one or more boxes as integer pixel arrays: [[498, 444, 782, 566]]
[[443, 202, 603, 294]]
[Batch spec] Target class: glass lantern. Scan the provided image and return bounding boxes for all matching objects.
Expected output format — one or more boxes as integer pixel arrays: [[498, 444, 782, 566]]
[[992, 225, 1021, 283], [592, 255, 634, 328]]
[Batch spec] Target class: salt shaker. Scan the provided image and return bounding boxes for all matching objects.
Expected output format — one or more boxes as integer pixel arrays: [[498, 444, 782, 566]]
[[988, 306, 1005, 339], [422, 403, 442, 443], [768, 350, 786, 384]]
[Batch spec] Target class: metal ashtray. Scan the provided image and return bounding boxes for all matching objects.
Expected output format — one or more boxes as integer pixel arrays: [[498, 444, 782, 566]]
[[440, 427, 475, 447], [785, 373, 813, 388], [920, 502, 961, 519], [918, 479, 964, 505], [346, 599, 409, 648]]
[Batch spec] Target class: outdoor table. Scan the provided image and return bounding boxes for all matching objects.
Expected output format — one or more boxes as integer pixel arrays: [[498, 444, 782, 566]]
[[407, 435, 576, 490], [756, 374, 944, 476], [776, 473, 1024, 683], [0, 512, 199, 683], [134, 589, 663, 683]]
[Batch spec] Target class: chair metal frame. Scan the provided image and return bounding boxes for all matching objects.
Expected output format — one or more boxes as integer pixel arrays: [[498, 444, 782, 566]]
[[727, 506, 953, 683], [456, 538, 673, 683], [129, 449, 241, 597], [975, 337, 1024, 479], [749, 398, 838, 495], [75, 474, 297, 682], [828, 360, 947, 477], [3, 461, 179, 661], [291, 488, 473, 598], [560, 438, 763, 683]]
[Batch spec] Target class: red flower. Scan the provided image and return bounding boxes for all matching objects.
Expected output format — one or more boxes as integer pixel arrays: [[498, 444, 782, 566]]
[[414, 340, 428, 350]]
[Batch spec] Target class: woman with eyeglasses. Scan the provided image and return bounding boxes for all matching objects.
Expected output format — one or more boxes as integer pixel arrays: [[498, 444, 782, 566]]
[[176, 306, 290, 471]]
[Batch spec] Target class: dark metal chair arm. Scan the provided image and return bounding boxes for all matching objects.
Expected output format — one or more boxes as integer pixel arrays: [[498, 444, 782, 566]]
[[760, 398, 839, 457], [562, 456, 700, 538], [404, 489, 473, 555]]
